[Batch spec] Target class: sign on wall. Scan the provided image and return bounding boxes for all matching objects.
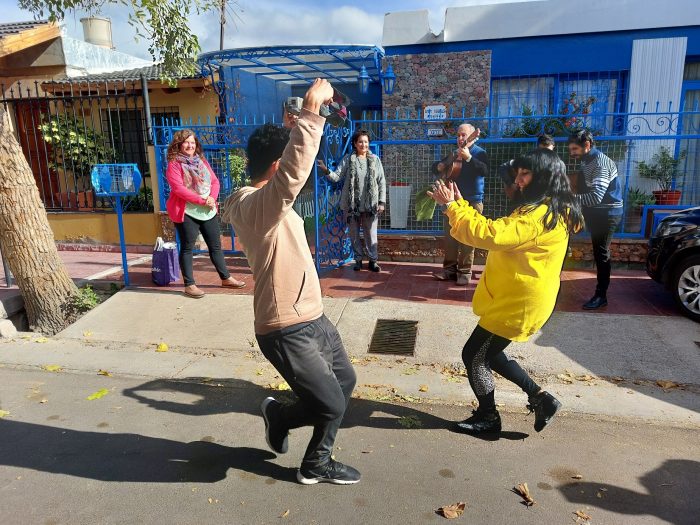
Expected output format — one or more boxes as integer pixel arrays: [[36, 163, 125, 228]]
[[423, 104, 448, 122]]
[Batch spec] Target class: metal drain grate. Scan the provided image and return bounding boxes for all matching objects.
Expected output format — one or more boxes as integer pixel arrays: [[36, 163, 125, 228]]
[[367, 319, 418, 356]]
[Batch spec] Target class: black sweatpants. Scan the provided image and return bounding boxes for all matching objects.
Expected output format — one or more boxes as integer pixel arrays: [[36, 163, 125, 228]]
[[583, 208, 622, 297], [256, 315, 356, 469], [462, 325, 540, 411], [174, 214, 230, 286]]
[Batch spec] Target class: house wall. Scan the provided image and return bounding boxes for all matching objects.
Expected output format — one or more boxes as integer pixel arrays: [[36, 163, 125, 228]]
[[148, 87, 218, 123], [48, 212, 161, 245]]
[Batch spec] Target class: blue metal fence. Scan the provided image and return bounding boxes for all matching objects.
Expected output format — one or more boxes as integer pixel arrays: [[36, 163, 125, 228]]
[[153, 105, 700, 270]]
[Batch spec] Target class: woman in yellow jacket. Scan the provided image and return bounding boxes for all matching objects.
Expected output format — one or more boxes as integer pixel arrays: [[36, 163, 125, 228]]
[[428, 149, 584, 436]]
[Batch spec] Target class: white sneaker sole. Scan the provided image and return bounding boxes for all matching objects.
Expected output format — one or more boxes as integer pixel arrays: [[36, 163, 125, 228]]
[[296, 470, 361, 485]]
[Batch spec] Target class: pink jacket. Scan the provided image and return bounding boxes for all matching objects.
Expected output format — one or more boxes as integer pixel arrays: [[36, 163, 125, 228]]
[[165, 157, 220, 223]]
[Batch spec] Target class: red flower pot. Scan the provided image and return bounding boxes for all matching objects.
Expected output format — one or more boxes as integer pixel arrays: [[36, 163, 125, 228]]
[[652, 190, 682, 205]]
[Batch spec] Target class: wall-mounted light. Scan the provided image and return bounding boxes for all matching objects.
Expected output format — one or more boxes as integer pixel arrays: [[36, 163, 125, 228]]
[[358, 65, 370, 95], [382, 64, 396, 95]]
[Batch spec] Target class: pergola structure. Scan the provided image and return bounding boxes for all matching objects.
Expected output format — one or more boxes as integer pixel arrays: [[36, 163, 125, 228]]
[[198, 45, 386, 89]]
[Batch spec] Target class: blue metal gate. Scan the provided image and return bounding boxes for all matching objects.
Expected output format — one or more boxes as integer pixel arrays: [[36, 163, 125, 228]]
[[153, 117, 355, 272]]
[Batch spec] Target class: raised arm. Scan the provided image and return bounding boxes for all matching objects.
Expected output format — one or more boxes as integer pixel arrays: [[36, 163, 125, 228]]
[[234, 79, 333, 234], [445, 200, 540, 251]]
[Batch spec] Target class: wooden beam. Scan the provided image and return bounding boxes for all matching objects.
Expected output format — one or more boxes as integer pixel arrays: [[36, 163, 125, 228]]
[[0, 23, 61, 58]]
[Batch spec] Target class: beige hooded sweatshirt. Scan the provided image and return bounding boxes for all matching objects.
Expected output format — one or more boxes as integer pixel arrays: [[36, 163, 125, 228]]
[[221, 109, 325, 335]]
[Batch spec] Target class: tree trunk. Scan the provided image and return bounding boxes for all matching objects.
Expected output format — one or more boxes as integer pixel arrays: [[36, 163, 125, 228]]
[[0, 107, 77, 335]]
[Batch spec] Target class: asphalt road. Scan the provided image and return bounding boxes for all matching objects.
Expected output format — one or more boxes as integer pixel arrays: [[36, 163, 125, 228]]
[[0, 367, 697, 525]]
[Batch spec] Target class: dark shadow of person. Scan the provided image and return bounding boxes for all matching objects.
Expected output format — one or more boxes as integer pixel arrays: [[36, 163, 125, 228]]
[[559, 459, 700, 525], [0, 419, 295, 483], [121, 377, 528, 440]]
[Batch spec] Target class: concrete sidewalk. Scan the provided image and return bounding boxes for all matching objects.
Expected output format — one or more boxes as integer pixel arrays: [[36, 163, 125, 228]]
[[1, 289, 698, 427]]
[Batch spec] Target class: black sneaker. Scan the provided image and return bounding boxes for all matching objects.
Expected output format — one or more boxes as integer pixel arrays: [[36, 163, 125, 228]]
[[528, 391, 562, 432], [297, 459, 361, 485], [583, 295, 607, 310], [353, 260, 363, 271], [368, 260, 381, 272], [261, 397, 288, 454], [453, 409, 502, 435]]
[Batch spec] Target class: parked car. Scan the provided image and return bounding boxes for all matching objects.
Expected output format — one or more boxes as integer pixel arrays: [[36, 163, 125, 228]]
[[646, 206, 700, 322]]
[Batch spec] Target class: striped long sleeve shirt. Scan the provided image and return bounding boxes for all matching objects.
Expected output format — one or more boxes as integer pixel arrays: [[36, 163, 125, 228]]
[[576, 148, 624, 214]]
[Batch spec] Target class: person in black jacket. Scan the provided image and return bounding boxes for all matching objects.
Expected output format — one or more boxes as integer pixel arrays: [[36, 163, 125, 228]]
[[432, 123, 489, 286]]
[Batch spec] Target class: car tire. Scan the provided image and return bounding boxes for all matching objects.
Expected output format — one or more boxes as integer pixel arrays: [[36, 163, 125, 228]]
[[672, 254, 700, 323]]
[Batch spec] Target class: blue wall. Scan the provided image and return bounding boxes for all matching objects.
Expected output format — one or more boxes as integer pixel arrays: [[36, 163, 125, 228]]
[[292, 81, 382, 118], [386, 26, 700, 77], [222, 67, 292, 121]]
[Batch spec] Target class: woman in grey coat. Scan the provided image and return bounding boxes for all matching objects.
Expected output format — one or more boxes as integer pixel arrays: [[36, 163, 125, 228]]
[[317, 129, 386, 272]]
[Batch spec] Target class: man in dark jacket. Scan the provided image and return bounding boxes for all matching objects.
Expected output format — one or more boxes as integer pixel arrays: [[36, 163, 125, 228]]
[[568, 130, 624, 310], [432, 123, 489, 285]]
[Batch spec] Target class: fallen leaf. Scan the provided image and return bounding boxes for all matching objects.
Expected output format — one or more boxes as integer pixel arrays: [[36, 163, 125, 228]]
[[656, 380, 679, 390], [280, 510, 290, 518], [611, 376, 625, 382], [0, 410, 10, 418], [255, 369, 264, 376], [156, 342, 169, 352], [361, 450, 373, 454], [97, 369, 112, 377], [513, 483, 536, 506], [268, 382, 291, 391], [435, 502, 466, 519], [557, 374, 574, 384], [419, 384, 429, 392], [576, 374, 595, 382], [402, 367, 419, 375], [574, 510, 591, 521], [350, 357, 360, 364], [571, 474, 583, 480], [34, 337, 49, 343], [42, 365, 62, 373], [86, 388, 110, 401], [596, 492, 603, 499], [39, 399, 48, 404], [83, 331, 93, 337]]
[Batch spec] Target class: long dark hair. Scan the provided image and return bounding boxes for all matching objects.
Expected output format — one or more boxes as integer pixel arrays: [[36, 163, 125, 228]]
[[515, 149, 584, 233]]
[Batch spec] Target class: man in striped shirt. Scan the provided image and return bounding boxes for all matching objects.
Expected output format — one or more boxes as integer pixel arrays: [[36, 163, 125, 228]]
[[568, 130, 624, 310]]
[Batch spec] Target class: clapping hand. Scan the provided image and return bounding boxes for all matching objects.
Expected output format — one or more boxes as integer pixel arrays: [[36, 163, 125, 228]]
[[427, 180, 461, 206], [205, 196, 216, 208]]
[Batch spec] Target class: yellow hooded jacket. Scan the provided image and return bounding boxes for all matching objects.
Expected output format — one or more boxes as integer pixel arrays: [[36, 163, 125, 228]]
[[445, 199, 569, 342]]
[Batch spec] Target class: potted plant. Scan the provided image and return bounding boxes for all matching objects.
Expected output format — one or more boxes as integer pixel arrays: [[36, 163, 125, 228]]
[[39, 114, 115, 211], [637, 146, 686, 205], [389, 178, 412, 229], [624, 187, 655, 234]]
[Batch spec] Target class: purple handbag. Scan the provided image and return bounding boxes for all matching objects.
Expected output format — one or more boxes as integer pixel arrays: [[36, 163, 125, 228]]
[[151, 237, 180, 286]]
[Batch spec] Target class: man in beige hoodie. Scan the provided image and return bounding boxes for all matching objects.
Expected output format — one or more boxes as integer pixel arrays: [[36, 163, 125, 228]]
[[221, 79, 359, 485]]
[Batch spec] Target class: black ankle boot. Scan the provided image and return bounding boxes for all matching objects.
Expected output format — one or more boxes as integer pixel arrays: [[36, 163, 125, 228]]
[[353, 260, 363, 271], [528, 391, 562, 432], [368, 260, 381, 272], [453, 409, 501, 435]]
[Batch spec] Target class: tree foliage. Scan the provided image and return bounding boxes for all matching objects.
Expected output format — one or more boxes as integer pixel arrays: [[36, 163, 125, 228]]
[[18, 0, 219, 83]]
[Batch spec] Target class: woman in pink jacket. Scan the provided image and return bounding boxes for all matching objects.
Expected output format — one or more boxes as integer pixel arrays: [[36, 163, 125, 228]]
[[165, 130, 245, 298]]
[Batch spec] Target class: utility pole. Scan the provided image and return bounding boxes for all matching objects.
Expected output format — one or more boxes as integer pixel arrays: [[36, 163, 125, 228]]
[[219, 0, 225, 50]]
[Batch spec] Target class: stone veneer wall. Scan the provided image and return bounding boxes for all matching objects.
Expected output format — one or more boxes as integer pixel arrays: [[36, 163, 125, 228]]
[[382, 51, 491, 120], [377, 235, 649, 267]]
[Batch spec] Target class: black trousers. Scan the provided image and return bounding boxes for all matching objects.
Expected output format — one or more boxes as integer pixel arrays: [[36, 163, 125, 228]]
[[256, 315, 356, 468], [583, 209, 622, 297], [462, 325, 540, 411], [174, 214, 230, 286]]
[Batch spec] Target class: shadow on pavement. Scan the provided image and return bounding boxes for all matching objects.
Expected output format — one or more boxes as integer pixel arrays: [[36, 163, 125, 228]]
[[0, 419, 294, 483], [558, 459, 700, 525], [121, 377, 449, 431]]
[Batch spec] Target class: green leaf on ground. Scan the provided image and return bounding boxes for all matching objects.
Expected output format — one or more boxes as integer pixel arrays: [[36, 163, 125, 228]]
[[86, 389, 110, 401]]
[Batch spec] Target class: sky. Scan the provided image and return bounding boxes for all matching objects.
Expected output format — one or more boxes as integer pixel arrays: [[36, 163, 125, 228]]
[[0, 0, 538, 61]]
